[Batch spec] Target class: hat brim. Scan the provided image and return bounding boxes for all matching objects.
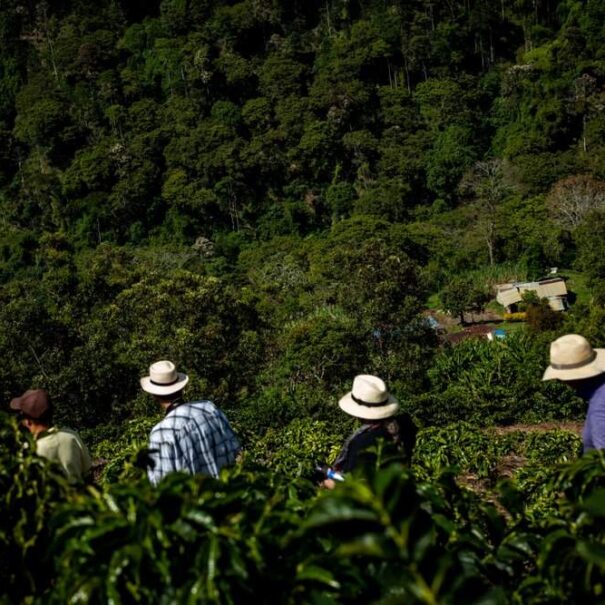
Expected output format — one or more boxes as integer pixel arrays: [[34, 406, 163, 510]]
[[543, 348, 605, 381], [338, 392, 399, 420], [9, 396, 23, 411], [140, 373, 189, 395]]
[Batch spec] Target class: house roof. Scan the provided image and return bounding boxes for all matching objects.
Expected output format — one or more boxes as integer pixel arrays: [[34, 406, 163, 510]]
[[536, 278, 567, 298], [495, 277, 567, 307]]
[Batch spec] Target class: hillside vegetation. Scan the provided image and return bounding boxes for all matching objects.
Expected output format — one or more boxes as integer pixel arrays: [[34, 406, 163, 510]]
[[1, 0, 605, 429]]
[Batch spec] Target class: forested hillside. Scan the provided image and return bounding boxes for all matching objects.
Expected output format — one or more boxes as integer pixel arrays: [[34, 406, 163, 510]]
[[4, 1, 605, 601], [1, 0, 605, 427]]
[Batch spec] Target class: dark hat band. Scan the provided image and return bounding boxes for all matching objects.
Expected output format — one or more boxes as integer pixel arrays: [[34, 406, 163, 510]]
[[150, 376, 182, 387], [351, 393, 390, 407], [550, 351, 597, 371]]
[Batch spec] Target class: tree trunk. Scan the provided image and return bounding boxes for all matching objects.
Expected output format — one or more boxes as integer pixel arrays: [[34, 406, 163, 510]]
[[486, 231, 495, 266]]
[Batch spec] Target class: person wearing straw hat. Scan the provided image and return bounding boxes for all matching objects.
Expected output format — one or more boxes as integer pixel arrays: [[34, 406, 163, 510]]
[[322, 375, 416, 488], [543, 334, 605, 452], [10, 388, 91, 484], [141, 360, 240, 485]]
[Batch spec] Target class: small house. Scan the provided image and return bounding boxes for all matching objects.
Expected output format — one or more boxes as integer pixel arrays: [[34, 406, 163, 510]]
[[495, 277, 568, 313]]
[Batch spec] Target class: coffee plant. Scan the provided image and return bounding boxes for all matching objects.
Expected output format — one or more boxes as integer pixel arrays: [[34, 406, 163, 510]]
[[1, 410, 602, 605]]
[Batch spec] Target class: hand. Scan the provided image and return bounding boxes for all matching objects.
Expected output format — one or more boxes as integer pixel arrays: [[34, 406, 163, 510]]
[[321, 479, 336, 490]]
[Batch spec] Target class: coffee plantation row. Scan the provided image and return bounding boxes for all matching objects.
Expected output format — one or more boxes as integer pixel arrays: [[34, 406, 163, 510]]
[[5, 410, 605, 604]]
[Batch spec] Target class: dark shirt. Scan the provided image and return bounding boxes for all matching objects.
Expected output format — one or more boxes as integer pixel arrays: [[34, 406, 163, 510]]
[[332, 415, 416, 473], [579, 376, 605, 452]]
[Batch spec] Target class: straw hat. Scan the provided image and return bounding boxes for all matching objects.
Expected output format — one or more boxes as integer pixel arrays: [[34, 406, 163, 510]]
[[140, 360, 189, 395], [543, 334, 605, 381], [339, 375, 399, 420]]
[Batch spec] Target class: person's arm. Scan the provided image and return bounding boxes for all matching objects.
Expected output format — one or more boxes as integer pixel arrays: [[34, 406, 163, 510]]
[[589, 401, 605, 450], [213, 408, 242, 464], [148, 431, 178, 485], [56, 436, 84, 483]]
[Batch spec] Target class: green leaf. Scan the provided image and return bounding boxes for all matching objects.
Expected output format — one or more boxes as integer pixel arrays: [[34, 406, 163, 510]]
[[577, 540, 605, 568], [304, 500, 379, 528], [582, 488, 605, 517], [336, 533, 390, 558], [296, 564, 341, 589]]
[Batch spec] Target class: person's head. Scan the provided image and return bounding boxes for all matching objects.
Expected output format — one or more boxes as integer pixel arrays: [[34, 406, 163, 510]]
[[338, 375, 399, 422], [543, 334, 605, 388], [140, 360, 189, 408], [10, 389, 53, 435]]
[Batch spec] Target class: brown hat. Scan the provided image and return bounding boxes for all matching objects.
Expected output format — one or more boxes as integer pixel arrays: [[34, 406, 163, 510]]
[[10, 389, 51, 419]]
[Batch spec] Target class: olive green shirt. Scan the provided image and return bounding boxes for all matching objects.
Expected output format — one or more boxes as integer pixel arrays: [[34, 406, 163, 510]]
[[36, 426, 92, 483]]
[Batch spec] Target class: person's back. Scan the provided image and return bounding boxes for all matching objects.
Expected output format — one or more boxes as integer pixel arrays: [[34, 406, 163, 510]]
[[148, 400, 240, 483], [333, 414, 416, 473], [36, 426, 92, 483], [574, 375, 605, 451]]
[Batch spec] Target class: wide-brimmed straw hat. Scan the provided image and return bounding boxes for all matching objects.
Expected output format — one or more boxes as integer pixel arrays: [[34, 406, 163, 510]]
[[339, 374, 399, 420], [140, 360, 189, 396], [543, 334, 605, 381]]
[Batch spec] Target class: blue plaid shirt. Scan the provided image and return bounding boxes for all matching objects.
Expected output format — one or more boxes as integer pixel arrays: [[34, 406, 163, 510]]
[[148, 400, 240, 485]]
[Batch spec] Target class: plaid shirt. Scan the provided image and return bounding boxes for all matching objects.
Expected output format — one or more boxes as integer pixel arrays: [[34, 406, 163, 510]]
[[148, 400, 240, 485]]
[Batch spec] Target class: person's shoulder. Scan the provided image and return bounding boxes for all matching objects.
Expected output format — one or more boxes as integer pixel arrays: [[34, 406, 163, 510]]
[[187, 400, 225, 418], [171, 400, 218, 418], [592, 378, 605, 399], [188, 400, 217, 410], [38, 426, 67, 440], [348, 425, 379, 446], [150, 401, 216, 432], [56, 427, 79, 436], [55, 427, 86, 444]]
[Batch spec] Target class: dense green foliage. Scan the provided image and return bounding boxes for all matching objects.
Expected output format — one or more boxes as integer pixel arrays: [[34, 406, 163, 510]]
[[407, 333, 584, 427], [4, 1, 605, 601], [5, 411, 605, 604]]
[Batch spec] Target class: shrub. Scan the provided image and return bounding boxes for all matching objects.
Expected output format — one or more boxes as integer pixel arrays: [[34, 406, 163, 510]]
[[242, 417, 344, 477], [406, 333, 583, 426], [503, 312, 527, 321], [0, 413, 71, 601], [525, 299, 563, 333]]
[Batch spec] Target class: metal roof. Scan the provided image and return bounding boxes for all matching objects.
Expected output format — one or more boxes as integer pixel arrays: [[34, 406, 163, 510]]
[[495, 278, 567, 309], [536, 279, 568, 298], [496, 287, 523, 306]]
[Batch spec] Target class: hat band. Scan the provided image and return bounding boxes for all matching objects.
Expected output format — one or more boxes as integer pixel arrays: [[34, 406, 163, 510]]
[[352, 393, 389, 407], [150, 376, 181, 386], [550, 351, 597, 371]]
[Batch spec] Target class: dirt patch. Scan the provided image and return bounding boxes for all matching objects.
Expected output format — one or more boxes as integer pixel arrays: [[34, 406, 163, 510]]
[[425, 309, 502, 326], [464, 310, 503, 323], [458, 472, 489, 493], [490, 422, 583, 435], [425, 309, 515, 345], [496, 453, 527, 479], [442, 324, 494, 344]]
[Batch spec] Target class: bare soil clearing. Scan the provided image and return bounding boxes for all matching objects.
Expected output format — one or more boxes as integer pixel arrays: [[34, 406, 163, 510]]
[[490, 422, 582, 435]]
